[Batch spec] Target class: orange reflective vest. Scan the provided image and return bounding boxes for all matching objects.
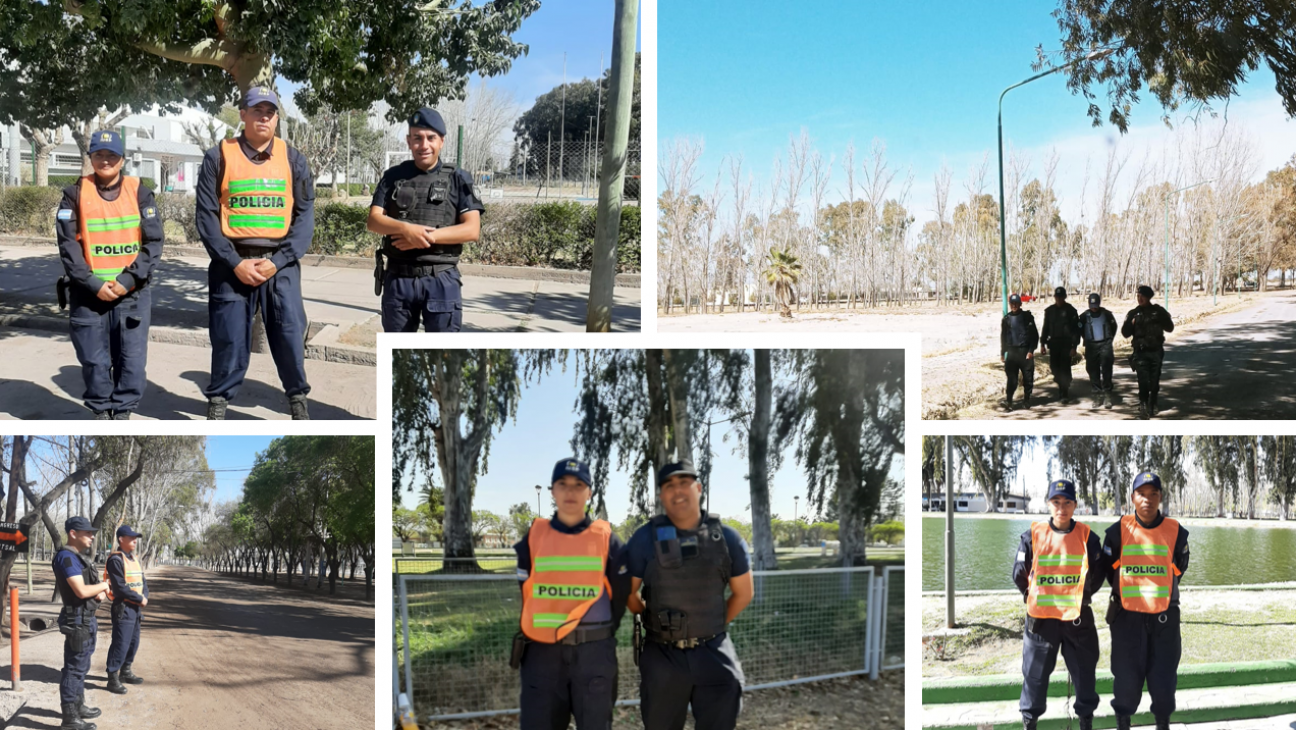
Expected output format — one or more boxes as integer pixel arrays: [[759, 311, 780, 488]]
[[77, 175, 141, 283], [102, 550, 145, 605], [1114, 514, 1180, 613], [1027, 521, 1090, 621], [520, 518, 613, 643], [219, 137, 294, 239]]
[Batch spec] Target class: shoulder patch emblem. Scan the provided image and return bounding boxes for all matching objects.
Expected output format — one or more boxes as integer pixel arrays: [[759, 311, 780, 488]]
[[144, 207, 156, 219], [57, 209, 73, 221]]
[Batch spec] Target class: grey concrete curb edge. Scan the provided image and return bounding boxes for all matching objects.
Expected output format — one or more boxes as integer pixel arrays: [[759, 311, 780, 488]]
[[0, 235, 641, 287], [0, 313, 376, 367]]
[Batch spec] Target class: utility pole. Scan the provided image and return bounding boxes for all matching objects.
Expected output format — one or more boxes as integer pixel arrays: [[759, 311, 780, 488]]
[[945, 435, 956, 628], [558, 52, 567, 198], [586, 0, 638, 332]]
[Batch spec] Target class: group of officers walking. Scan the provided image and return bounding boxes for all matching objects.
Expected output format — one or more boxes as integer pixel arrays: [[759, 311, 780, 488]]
[[1013, 472, 1190, 730], [51, 518, 150, 730], [510, 457, 754, 730], [1001, 285, 1175, 418], [57, 87, 481, 420]]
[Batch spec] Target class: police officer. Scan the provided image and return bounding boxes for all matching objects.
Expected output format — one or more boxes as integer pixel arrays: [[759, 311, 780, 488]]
[[1001, 293, 1040, 411], [1040, 287, 1080, 403], [1078, 293, 1119, 410], [366, 108, 484, 332], [1121, 285, 1175, 419], [195, 85, 316, 420], [1102, 472, 1189, 730], [53, 517, 109, 730], [55, 130, 164, 420], [1012, 479, 1104, 730], [627, 462, 754, 730], [513, 458, 629, 730], [103, 525, 149, 694]]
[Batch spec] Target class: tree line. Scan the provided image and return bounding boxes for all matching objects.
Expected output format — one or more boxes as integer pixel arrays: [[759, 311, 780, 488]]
[[659, 126, 1296, 316], [922, 435, 1296, 520], [200, 436, 375, 599], [392, 349, 904, 572]]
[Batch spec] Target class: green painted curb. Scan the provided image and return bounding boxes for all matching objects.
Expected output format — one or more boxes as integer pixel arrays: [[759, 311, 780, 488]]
[[925, 698, 1296, 730], [922, 659, 1296, 704]]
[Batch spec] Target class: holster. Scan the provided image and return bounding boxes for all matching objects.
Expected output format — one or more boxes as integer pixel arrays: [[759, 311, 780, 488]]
[[57, 276, 69, 310], [509, 630, 527, 670], [373, 250, 385, 296], [1105, 593, 1124, 625]]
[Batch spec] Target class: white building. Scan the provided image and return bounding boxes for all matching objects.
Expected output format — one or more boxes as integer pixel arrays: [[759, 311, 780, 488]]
[[923, 490, 1031, 514]]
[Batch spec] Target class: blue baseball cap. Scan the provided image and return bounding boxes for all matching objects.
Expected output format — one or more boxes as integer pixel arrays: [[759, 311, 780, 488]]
[[65, 516, 94, 533], [1137, 285, 1155, 298], [408, 107, 447, 137], [1131, 471, 1162, 493], [657, 461, 699, 487], [1046, 479, 1077, 503], [87, 130, 124, 157], [551, 458, 592, 489], [1054, 286, 1068, 298], [116, 525, 143, 538], [242, 85, 280, 110], [1009, 293, 1022, 305]]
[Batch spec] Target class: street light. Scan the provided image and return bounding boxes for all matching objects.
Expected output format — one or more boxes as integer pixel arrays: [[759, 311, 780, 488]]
[[997, 49, 1113, 315], [535, 484, 542, 515], [1163, 180, 1211, 309], [793, 495, 800, 548]]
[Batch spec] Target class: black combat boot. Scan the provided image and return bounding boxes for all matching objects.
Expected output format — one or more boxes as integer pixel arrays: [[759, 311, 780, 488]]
[[120, 662, 143, 684], [289, 393, 310, 420], [1149, 396, 1159, 417], [1005, 397, 1015, 412], [1115, 716, 1131, 730], [112, 410, 131, 420], [93, 410, 112, 420], [1078, 716, 1093, 730], [1104, 389, 1114, 409], [206, 397, 228, 420], [1022, 719, 1037, 730], [60, 701, 96, 730], [1155, 717, 1171, 730], [78, 690, 101, 718], [106, 670, 127, 694]]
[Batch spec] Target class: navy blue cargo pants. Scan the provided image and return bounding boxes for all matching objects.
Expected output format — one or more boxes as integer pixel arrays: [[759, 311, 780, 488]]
[[381, 267, 463, 332], [519, 635, 617, 730], [639, 633, 744, 730], [58, 611, 97, 705], [1109, 605, 1181, 721], [1020, 608, 1100, 722], [68, 284, 151, 415], [203, 259, 310, 401], [106, 601, 141, 672]]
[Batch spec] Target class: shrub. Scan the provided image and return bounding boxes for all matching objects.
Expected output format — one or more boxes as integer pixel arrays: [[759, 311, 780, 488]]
[[154, 192, 198, 243], [0, 186, 64, 235], [311, 203, 379, 256]]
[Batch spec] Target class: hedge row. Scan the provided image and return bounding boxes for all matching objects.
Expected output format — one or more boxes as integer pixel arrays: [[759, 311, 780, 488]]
[[0, 186, 640, 273]]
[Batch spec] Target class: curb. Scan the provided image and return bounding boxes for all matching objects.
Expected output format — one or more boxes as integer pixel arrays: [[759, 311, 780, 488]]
[[922, 659, 1296, 705], [0, 313, 376, 367], [925, 697, 1296, 730], [921, 582, 1296, 597], [0, 235, 641, 287]]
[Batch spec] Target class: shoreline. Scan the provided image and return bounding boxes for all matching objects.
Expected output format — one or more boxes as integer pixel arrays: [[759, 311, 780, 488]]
[[920, 511, 1296, 530]]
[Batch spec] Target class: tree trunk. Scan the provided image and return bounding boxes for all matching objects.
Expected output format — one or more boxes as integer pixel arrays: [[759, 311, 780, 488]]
[[748, 350, 777, 571]]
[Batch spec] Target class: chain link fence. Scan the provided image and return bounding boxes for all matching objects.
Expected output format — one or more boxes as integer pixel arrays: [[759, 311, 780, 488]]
[[396, 565, 903, 722]]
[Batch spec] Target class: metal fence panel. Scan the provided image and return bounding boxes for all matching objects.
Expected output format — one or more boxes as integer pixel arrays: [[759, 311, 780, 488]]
[[398, 566, 889, 721], [882, 565, 905, 670]]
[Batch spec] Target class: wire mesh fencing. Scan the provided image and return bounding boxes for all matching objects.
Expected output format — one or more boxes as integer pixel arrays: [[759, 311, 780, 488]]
[[396, 565, 904, 721]]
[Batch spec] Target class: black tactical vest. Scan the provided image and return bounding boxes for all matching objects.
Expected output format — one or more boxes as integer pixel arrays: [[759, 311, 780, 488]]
[[382, 163, 462, 264], [1047, 304, 1078, 342], [1083, 310, 1111, 343], [1006, 312, 1032, 348], [1130, 305, 1167, 350], [53, 548, 98, 622], [642, 513, 732, 641]]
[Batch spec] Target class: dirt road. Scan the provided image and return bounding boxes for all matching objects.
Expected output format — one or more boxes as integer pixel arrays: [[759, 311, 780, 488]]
[[4, 566, 374, 730]]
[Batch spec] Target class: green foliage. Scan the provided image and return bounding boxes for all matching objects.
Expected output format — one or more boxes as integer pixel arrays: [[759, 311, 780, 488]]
[[43, 174, 156, 190], [869, 520, 905, 545], [154, 192, 198, 243], [513, 53, 641, 146], [313, 202, 378, 255], [1048, 1, 1296, 132], [0, 186, 62, 234]]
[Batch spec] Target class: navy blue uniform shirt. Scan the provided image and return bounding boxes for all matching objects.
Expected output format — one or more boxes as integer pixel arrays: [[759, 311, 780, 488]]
[[106, 551, 150, 604], [627, 516, 751, 580], [195, 134, 315, 273], [370, 159, 484, 261], [514, 514, 630, 629], [56, 177, 164, 295]]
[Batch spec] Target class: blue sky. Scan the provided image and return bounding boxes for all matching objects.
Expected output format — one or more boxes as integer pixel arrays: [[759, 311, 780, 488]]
[[205, 436, 276, 504], [397, 357, 904, 524], [659, 0, 1296, 221]]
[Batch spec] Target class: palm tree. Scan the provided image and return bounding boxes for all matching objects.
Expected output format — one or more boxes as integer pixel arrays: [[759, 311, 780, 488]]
[[763, 247, 802, 318]]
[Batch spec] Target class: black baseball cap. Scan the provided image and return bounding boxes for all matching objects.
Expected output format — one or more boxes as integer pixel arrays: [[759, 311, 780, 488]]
[[1137, 285, 1155, 298], [1088, 293, 1101, 308], [657, 461, 699, 487], [1054, 287, 1067, 298], [65, 516, 94, 532], [1008, 293, 1022, 305], [116, 525, 143, 538]]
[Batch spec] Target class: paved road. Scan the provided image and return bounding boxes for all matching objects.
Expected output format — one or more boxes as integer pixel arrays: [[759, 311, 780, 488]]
[[995, 289, 1296, 420], [3, 566, 374, 730]]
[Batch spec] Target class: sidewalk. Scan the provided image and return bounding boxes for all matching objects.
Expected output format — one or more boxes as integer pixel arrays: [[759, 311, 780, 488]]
[[0, 242, 642, 343]]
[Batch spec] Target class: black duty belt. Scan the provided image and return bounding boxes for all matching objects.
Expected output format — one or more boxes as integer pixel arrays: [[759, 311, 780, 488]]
[[646, 633, 719, 650], [234, 244, 277, 259], [558, 624, 616, 646], [387, 261, 458, 278]]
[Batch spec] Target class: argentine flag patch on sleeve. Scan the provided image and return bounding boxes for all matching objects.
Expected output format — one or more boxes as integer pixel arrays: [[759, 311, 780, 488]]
[[57, 209, 73, 221]]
